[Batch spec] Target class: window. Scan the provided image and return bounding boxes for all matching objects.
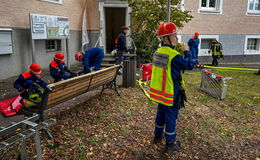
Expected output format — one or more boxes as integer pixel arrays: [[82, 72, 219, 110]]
[[244, 35, 260, 54], [45, 40, 62, 52], [198, 0, 223, 14], [247, 0, 260, 15], [177, 0, 185, 12], [198, 35, 219, 56], [0, 28, 13, 55], [41, 0, 62, 4]]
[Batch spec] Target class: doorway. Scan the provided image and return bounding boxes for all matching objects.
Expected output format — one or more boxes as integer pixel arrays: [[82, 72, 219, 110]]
[[105, 7, 126, 53]]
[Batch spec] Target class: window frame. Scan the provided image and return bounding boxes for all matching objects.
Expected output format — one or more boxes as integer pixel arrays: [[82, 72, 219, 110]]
[[198, 35, 219, 56], [41, 0, 62, 5], [198, 0, 223, 14], [244, 35, 260, 55], [45, 39, 62, 52], [0, 28, 14, 55], [246, 0, 260, 16]]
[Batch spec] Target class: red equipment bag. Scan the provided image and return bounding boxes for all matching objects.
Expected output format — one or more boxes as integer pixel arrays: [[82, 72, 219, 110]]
[[140, 63, 152, 81], [0, 95, 27, 117]]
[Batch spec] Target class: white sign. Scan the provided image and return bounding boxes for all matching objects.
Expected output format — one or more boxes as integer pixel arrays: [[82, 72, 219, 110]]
[[30, 13, 70, 39]]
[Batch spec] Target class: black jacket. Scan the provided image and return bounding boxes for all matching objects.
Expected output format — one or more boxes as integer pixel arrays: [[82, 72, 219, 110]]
[[117, 32, 128, 52]]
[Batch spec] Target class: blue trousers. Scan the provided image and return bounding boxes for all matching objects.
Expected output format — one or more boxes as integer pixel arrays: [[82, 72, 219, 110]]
[[154, 103, 179, 143], [190, 47, 199, 60]]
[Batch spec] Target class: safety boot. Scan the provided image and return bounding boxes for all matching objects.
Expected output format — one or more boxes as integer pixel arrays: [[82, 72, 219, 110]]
[[164, 141, 181, 153], [153, 135, 163, 144]]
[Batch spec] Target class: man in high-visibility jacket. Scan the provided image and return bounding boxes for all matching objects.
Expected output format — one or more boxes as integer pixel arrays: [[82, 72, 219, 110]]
[[208, 39, 223, 66], [150, 22, 195, 153]]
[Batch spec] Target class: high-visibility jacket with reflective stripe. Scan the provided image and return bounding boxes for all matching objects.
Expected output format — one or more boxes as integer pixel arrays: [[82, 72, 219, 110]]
[[210, 42, 223, 56], [150, 46, 179, 106]]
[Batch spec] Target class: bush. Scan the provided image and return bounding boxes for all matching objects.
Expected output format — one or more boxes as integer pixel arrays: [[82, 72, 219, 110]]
[[128, 0, 193, 62]]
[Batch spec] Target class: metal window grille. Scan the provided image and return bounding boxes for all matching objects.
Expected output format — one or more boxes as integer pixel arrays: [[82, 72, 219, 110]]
[[247, 38, 258, 50], [200, 70, 228, 100], [45, 40, 61, 52]]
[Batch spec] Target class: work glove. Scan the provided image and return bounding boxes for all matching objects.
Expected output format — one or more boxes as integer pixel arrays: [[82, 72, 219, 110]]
[[18, 88, 24, 92], [45, 85, 52, 92], [70, 73, 77, 77]]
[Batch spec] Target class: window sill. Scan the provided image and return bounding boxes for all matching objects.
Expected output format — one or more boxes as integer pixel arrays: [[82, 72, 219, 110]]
[[0, 53, 13, 55], [198, 9, 222, 14], [246, 11, 260, 16], [244, 51, 260, 55], [40, 0, 63, 5]]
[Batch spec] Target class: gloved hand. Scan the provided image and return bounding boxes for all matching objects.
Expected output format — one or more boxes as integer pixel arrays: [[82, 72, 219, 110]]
[[70, 73, 77, 77], [46, 85, 52, 92], [208, 50, 211, 54], [18, 88, 24, 92]]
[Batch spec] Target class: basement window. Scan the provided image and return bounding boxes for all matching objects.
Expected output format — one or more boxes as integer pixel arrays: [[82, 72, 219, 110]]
[[45, 40, 62, 52], [198, 0, 223, 14], [0, 28, 13, 55], [199, 35, 219, 56], [41, 0, 62, 4], [244, 35, 260, 54]]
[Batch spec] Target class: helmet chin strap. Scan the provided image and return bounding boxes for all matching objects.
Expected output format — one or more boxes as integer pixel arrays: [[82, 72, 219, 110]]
[[167, 36, 175, 47]]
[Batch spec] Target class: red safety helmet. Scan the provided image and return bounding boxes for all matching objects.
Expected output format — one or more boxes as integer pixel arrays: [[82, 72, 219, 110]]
[[194, 32, 200, 36], [28, 63, 42, 74], [54, 52, 65, 61], [157, 22, 177, 37], [75, 52, 84, 61]]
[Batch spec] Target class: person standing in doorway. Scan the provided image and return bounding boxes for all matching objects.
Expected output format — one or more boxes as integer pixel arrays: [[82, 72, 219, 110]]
[[115, 26, 129, 65], [188, 32, 200, 62]]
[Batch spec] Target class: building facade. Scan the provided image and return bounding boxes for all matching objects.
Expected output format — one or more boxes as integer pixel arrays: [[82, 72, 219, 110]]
[[179, 0, 260, 63], [0, 0, 132, 80], [1, 0, 259, 80]]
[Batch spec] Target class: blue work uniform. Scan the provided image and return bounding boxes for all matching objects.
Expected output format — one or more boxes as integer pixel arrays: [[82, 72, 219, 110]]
[[154, 44, 195, 143], [82, 48, 104, 74], [49, 60, 71, 82], [188, 37, 200, 60], [13, 72, 47, 92]]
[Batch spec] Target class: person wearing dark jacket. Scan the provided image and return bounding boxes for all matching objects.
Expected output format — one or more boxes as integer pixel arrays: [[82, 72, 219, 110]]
[[14, 63, 48, 92], [208, 39, 223, 66], [115, 26, 129, 65], [75, 47, 104, 74], [49, 52, 75, 82]]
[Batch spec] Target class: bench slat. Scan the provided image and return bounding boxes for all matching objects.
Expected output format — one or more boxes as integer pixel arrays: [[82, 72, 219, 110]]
[[44, 65, 120, 109]]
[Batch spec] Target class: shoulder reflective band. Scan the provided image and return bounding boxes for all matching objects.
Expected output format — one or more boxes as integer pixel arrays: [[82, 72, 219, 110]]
[[204, 66, 259, 71], [153, 52, 169, 69]]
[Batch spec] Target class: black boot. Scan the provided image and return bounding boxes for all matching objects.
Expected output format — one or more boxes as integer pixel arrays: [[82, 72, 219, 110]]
[[164, 141, 181, 153], [153, 135, 163, 144]]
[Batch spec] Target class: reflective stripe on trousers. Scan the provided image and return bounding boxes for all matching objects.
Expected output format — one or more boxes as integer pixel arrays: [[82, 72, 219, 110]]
[[154, 103, 179, 143]]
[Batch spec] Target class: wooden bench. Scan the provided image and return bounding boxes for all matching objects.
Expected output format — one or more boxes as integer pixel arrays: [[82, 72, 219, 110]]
[[0, 65, 121, 160], [38, 65, 121, 134]]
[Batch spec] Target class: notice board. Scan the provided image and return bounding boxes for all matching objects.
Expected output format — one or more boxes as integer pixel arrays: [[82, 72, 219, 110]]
[[30, 13, 70, 39]]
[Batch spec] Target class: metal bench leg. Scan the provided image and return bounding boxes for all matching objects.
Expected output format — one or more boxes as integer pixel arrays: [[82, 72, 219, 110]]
[[20, 139, 27, 160], [44, 128, 53, 139], [100, 79, 120, 97], [113, 80, 120, 96], [34, 131, 43, 160]]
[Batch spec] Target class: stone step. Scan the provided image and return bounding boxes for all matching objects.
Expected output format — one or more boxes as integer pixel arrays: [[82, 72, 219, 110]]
[[101, 63, 115, 67], [103, 57, 115, 62]]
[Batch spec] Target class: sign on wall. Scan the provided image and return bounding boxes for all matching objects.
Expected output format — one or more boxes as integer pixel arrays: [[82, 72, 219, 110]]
[[30, 14, 70, 39]]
